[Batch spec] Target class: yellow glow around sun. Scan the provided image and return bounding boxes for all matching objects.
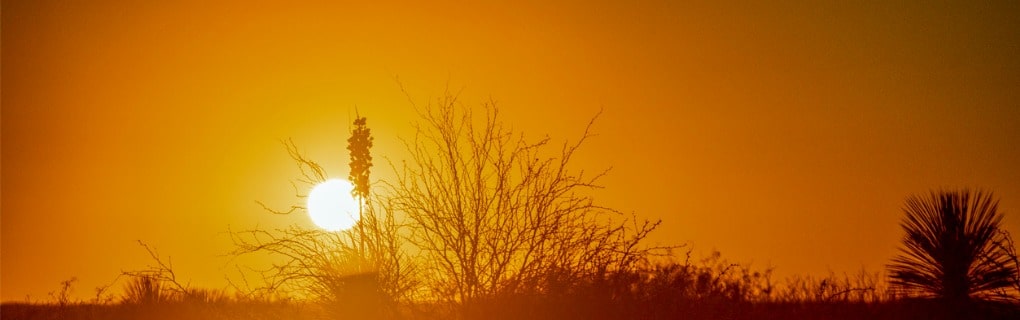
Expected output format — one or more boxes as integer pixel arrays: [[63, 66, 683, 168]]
[[307, 179, 360, 231]]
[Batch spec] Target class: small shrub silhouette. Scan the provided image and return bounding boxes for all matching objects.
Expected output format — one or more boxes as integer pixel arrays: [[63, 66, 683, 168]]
[[121, 275, 174, 305]]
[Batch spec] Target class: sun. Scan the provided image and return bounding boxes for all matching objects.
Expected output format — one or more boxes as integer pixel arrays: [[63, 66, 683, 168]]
[[306, 179, 360, 231]]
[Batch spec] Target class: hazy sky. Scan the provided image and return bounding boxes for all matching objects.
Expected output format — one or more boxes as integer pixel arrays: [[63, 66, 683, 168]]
[[3, 0, 1019, 301]]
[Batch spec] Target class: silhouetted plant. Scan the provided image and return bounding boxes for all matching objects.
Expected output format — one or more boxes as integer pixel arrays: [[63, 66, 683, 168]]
[[348, 114, 374, 258], [121, 241, 191, 299], [231, 218, 416, 319], [49, 277, 77, 307], [887, 189, 1018, 302], [774, 270, 887, 303], [388, 92, 666, 312], [235, 137, 416, 319], [348, 114, 374, 202], [991, 230, 1020, 301], [122, 275, 174, 305]]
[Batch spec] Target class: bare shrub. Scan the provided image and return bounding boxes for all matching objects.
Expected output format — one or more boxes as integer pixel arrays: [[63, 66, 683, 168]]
[[990, 229, 1020, 302], [117, 241, 191, 305], [233, 136, 417, 319], [388, 93, 666, 311], [229, 217, 415, 319], [236, 93, 665, 319], [48, 277, 77, 307]]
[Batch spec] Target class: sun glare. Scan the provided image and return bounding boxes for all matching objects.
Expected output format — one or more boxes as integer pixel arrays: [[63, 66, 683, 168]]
[[307, 179, 360, 231]]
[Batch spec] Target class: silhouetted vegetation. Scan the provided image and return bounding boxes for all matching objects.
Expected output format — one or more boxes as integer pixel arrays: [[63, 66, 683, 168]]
[[388, 95, 667, 313], [888, 190, 1018, 304], [121, 275, 174, 305], [6, 99, 1020, 320], [8, 251, 1019, 319], [348, 113, 374, 258], [229, 115, 415, 319]]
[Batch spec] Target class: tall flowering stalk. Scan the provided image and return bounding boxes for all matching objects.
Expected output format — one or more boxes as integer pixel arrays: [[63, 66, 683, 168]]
[[348, 115, 373, 256]]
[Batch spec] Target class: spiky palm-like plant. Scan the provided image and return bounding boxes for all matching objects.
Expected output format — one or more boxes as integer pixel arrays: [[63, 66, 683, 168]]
[[888, 190, 1017, 302], [122, 275, 175, 305]]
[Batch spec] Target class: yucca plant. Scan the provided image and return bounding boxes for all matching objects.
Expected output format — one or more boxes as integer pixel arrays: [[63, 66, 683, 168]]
[[122, 274, 175, 305], [888, 189, 1017, 302]]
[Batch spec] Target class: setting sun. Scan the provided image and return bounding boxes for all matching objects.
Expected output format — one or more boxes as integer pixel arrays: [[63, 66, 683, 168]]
[[307, 179, 359, 231]]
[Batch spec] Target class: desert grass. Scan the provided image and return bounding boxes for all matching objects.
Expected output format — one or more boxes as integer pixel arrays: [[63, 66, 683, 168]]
[[7, 250, 1018, 320]]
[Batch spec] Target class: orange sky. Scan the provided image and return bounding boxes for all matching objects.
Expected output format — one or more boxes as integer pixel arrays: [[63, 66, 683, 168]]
[[3, 0, 1019, 302]]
